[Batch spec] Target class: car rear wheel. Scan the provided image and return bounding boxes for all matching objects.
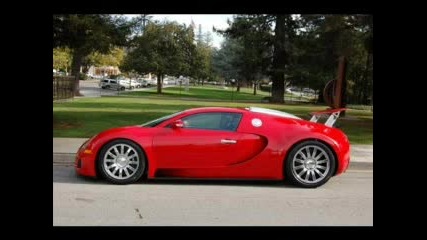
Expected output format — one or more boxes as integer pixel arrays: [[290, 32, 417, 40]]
[[98, 139, 146, 184], [285, 140, 336, 188]]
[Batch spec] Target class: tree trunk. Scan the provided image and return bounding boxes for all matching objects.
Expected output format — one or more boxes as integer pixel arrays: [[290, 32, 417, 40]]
[[253, 81, 257, 95], [270, 15, 287, 103], [356, 75, 363, 104], [370, 54, 373, 111], [157, 73, 162, 94], [317, 87, 324, 104], [71, 49, 84, 96], [362, 53, 372, 105], [271, 71, 285, 103], [236, 82, 240, 92]]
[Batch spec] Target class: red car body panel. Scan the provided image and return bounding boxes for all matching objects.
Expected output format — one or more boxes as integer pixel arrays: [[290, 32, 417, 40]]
[[75, 107, 350, 180]]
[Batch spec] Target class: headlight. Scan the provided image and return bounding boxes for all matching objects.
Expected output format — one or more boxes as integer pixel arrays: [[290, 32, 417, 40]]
[[79, 135, 97, 151]]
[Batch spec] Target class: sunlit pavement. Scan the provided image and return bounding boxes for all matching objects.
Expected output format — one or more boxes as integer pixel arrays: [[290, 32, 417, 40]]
[[53, 164, 372, 226]]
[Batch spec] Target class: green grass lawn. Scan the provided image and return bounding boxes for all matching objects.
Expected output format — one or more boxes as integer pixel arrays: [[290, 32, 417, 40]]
[[53, 96, 373, 144], [124, 85, 269, 101]]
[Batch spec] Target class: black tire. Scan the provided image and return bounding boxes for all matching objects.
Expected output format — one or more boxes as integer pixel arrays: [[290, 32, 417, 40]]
[[97, 139, 146, 184], [120, 86, 125, 91], [101, 86, 106, 89], [285, 140, 336, 188]]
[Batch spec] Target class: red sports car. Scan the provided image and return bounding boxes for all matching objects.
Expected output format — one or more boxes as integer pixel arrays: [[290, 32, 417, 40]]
[[75, 107, 350, 188]]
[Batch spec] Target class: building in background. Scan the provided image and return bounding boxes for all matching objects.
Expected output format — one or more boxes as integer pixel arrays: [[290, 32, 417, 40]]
[[87, 66, 121, 78]]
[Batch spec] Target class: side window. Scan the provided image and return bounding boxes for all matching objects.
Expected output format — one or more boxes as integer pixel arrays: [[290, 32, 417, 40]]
[[182, 113, 242, 131], [110, 80, 117, 84]]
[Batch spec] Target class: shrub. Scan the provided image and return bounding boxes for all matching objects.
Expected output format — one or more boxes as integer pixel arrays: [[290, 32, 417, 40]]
[[79, 73, 88, 80]]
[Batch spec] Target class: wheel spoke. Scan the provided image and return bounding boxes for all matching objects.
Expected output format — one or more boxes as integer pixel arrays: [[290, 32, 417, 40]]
[[317, 159, 327, 164], [129, 160, 139, 165], [125, 148, 132, 156], [306, 147, 311, 158], [124, 168, 130, 177], [298, 168, 307, 177], [299, 151, 307, 160], [119, 169, 123, 178], [128, 154, 137, 160], [315, 152, 324, 160], [295, 158, 305, 164], [107, 163, 116, 169], [112, 167, 118, 175], [105, 158, 114, 163], [305, 170, 310, 181], [107, 152, 116, 158], [317, 165, 326, 170], [312, 148, 317, 159], [294, 165, 304, 170], [312, 171, 317, 181], [113, 147, 120, 155], [314, 169, 324, 177], [126, 165, 136, 172]]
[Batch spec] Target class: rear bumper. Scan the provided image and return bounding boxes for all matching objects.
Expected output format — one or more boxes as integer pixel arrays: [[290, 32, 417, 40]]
[[335, 142, 351, 175]]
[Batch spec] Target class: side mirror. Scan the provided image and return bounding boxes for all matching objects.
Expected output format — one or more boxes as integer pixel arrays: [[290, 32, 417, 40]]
[[171, 120, 184, 129]]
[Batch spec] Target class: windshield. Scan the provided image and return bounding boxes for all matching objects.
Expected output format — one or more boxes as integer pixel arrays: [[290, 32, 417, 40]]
[[140, 111, 185, 127]]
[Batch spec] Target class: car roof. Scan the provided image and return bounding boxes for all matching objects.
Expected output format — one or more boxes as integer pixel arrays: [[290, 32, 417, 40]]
[[182, 107, 246, 115], [181, 107, 301, 120]]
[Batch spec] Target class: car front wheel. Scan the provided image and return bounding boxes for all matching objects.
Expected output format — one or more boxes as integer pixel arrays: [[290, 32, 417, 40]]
[[285, 140, 336, 188], [98, 139, 146, 184]]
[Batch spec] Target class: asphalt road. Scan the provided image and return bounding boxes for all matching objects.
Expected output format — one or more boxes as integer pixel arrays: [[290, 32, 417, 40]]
[[78, 80, 173, 98], [53, 164, 373, 226], [78, 80, 109, 97]]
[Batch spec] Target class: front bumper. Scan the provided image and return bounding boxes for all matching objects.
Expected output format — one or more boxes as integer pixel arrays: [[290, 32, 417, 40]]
[[75, 147, 97, 177]]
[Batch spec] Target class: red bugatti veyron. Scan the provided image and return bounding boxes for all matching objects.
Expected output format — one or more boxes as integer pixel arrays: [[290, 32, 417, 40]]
[[75, 107, 350, 188]]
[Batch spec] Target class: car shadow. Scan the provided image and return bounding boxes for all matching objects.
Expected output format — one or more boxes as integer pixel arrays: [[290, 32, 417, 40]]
[[53, 164, 298, 188]]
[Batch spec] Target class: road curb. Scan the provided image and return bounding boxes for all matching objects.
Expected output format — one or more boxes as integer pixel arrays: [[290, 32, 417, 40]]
[[53, 153, 75, 165], [348, 162, 373, 171]]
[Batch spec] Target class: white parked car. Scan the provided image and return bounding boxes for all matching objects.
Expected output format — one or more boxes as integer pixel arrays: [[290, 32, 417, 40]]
[[119, 79, 141, 89], [131, 80, 142, 88], [99, 79, 127, 91], [137, 79, 149, 87]]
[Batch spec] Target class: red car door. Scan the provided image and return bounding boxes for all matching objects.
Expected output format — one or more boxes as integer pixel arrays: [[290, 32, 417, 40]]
[[153, 112, 267, 168]]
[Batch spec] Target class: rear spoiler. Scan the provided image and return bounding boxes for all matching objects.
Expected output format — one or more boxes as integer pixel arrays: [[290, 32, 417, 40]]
[[310, 108, 346, 127]]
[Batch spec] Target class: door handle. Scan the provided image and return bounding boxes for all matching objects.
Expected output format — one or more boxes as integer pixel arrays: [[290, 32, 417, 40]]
[[221, 139, 237, 144]]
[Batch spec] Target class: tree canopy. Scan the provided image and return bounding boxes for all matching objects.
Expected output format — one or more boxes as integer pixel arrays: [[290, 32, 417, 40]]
[[53, 14, 136, 95], [121, 21, 196, 93], [216, 14, 373, 104]]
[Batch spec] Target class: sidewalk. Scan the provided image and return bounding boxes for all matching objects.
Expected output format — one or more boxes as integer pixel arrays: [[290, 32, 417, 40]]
[[53, 138, 372, 169], [53, 138, 88, 154]]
